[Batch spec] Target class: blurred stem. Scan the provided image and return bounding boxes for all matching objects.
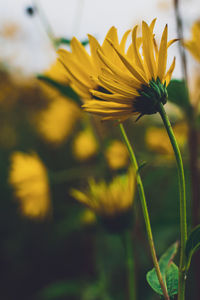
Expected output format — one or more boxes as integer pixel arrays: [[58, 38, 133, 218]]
[[158, 103, 187, 300], [123, 231, 136, 300], [174, 2, 200, 297], [96, 233, 112, 300], [72, 0, 85, 35], [33, 0, 57, 49], [119, 123, 170, 300], [173, 0, 188, 84]]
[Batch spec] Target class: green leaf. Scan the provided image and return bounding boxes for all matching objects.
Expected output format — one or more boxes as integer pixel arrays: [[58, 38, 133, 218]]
[[167, 79, 191, 112], [55, 37, 89, 47], [37, 280, 82, 299], [37, 75, 82, 106], [185, 224, 200, 271], [146, 242, 179, 297]]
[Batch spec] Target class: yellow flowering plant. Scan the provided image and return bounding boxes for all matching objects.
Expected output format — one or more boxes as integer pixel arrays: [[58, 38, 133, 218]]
[[51, 17, 195, 300], [4, 2, 200, 299]]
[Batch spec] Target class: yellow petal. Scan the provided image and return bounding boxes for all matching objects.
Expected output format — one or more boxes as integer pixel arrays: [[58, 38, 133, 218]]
[[132, 25, 145, 72], [142, 21, 156, 79], [88, 34, 103, 72], [98, 75, 138, 97], [58, 50, 93, 88], [90, 89, 137, 103], [106, 39, 148, 84], [101, 68, 140, 92], [167, 39, 179, 48], [97, 49, 141, 89], [150, 18, 157, 32], [71, 37, 93, 70], [119, 29, 131, 53], [165, 57, 176, 86], [157, 25, 168, 82], [102, 26, 119, 52]]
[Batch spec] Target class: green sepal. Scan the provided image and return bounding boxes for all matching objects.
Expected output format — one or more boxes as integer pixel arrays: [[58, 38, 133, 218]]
[[37, 75, 82, 106], [185, 224, 200, 271], [146, 242, 179, 297], [167, 79, 191, 113]]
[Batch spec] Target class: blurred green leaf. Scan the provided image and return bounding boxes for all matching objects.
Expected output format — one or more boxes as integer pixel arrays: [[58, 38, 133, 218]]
[[185, 224, 200, 271], [37, 75, 82, 105], [55, 38, 89, 47], [167, 79, 191, 112], [146, 242, 179, 297], [37, 280, 82, 299]]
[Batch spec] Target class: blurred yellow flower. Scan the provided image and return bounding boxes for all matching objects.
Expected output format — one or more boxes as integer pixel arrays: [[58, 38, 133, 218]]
[[71, 169, 135, 217], [0, 22, 20, 39], [145, 122, 188, 156], [184, 21, 200, 62], [80, 209, 96, 225], [81, 20, 177, 121], [9, 152, 51, 219], [72, 128, 98, 161], [37, 96, 81, 145], [105, 140, 129, 169]]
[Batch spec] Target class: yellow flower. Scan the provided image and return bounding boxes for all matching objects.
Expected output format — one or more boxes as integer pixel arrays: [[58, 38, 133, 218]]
[[9, 152, 51, 219], [37, 96, 81, 145], [71, 169, 135, 217], [72, 128, 98, 161], [105, 140, 129, 169], [80, 209, 96, 225], [184, 21, 200, 62], [57, 26, 132, 101], [145, 122, 188, 156], [82, 20, 177, 121]]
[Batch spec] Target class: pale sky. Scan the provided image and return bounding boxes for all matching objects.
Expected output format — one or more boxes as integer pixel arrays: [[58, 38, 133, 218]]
[[0, 0, 199, 77]]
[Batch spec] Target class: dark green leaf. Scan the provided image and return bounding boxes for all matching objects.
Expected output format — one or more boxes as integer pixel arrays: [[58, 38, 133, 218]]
[[167, 79, 191, 112], [37, 280, 82, 300], [185, 224, 200, 271], [146, 242, 179, 296], [37, 75, 82, 106]]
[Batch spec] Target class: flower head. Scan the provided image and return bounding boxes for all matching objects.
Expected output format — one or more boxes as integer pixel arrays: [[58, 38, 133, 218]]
[[184, 21, 200, 62], [71, 169, 135, 218], [72, 128, 98, 161], [105, 140, 129, 170], [37, 96, 81, 145], [9, 152, 51, 219], [81, 20, 176, 121], [57, 26, 133, 101]]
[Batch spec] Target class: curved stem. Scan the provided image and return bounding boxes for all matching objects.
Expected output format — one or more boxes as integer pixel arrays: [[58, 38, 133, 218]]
[[158, 103, 187, 300], [33, 0, 57, 49], [123, 231, 136, 300], [119, 123, 170, 300]]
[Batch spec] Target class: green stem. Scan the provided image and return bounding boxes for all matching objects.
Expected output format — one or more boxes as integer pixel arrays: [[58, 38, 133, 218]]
[[158, 103, 187, 300], [33, 0, 57, 49], [123, 231, 136, 300], [119, 123, 170, 300]]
